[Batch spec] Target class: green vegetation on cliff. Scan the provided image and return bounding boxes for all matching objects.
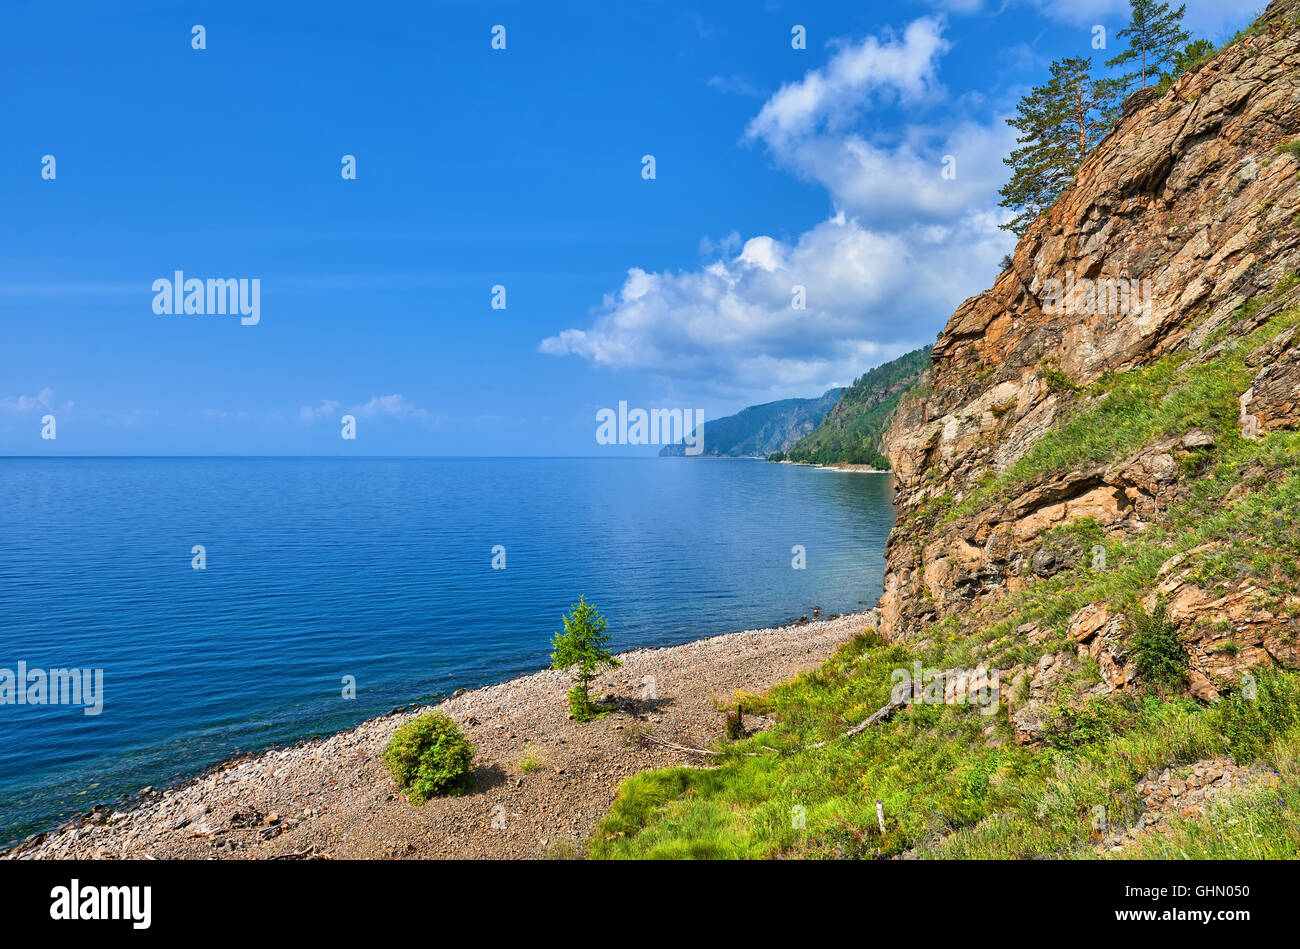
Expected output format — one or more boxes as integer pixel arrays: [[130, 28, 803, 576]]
[[592, 1, 1300, 861], [591, 285, 1300, 859], [592, 629, 1300, 859], [775, 346, 930, 468]]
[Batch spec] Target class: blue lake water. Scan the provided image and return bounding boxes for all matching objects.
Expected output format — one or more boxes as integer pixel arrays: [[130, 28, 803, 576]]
[[0, 456, 893, 843]]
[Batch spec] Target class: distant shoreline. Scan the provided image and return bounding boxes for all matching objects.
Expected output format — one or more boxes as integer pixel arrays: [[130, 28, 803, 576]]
[[770, 459, 890, 474], [812, 463, 890, 474], [657, 454, 889, 473]]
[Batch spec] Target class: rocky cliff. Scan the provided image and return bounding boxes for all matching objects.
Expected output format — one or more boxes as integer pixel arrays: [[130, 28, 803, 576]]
[[881, 0, 1300, 739]]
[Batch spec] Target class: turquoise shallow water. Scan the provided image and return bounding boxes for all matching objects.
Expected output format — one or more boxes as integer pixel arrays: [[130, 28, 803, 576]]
[[0, 456, 893, 843]]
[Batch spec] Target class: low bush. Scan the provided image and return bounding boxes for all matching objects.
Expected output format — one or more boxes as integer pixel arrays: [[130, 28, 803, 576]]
[[382, 712, 474, 804], [1215, 670, 1300, 762], [1129, 601, 1189, 695]]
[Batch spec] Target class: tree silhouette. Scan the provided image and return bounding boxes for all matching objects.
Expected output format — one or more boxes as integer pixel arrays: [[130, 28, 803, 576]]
[[1107, 0, 1191, 93], [999, 57, 1118, 237]]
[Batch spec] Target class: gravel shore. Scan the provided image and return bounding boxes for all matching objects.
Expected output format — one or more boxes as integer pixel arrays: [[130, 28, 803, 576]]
[[5, 611, 874, 860]]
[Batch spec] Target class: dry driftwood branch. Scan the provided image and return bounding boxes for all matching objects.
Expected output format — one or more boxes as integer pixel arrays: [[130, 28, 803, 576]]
[[641, 693, 912, 757], [270, 846, 328, 860], [639, 733, 774, 757]]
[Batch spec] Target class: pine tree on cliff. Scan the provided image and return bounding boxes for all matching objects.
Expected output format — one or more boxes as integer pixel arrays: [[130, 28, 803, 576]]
[[999, 57, 1118, 238], [1106, 0, 1191, 92]]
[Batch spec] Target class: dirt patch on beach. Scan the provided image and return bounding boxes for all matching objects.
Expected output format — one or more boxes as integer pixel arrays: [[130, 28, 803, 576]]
[[6, 612, 872, 860]]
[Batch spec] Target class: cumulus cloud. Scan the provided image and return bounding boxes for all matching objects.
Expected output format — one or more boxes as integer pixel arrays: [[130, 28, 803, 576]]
[[298, 399, 341, 423], [746, 17, 951, 152], [0, 387, 67, 415], [298, 395, 438, 425], [707, 74, 764, 98], [541, 209, 1009, 396], [742, 17, 1016, 225], [352, 394, 435, 422], [761, 118, 1018, 225], [541, 16, 1017, 399]]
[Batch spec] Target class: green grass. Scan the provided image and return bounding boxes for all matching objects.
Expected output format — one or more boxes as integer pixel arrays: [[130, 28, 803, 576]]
[[932, 428, 1300, 678], [591, 619, 1300, 858], [946, 354, 1244, 522], [593, 635, 1035, 859], [590, 297, 1300, 861], [939, 287, 1300, 525]]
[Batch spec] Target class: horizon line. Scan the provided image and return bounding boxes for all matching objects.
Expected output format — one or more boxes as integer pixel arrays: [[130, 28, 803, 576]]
[[0, 453, 741, 460]]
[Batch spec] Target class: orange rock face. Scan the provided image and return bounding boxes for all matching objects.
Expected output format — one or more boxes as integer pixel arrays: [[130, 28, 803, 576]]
[[876, 0, 1300, 706]]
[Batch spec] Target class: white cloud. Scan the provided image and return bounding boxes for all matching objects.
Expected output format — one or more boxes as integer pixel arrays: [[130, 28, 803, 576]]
[[541, 16, 1017, 400], [741, 17, 1016, 225], [0, 387, 67, 415], [353, 394, 435, 422], [763, 118, 1018, 225], [299, 395, 439, 425], [541, 209, 1009, 397], [747, 17, 951, 152], [707, 74, 764, 98], [298, 399, 341, 423]]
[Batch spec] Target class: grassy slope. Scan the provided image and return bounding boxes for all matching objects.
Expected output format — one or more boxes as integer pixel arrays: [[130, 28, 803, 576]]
[[590, 288, 1300, 859]]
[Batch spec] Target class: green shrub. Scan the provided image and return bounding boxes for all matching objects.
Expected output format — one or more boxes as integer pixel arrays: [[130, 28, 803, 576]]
[[382, 712, 474, 804], [1129, 601, 1189, 694], [723, 707, 745, 740], [1040, 365, 1079, 393], [1040, 694, 1139, 750], [1216, 669, 1300, 762], [1275, 138, 1300, 161]]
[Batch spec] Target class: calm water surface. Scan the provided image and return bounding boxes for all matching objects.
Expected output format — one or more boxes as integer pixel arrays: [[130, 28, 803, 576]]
[[0, 457, 894, 842]]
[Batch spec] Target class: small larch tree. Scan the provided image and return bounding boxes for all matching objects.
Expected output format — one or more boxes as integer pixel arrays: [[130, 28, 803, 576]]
[[551, 596, 619, 721], [1107, 0, 1191, 93]]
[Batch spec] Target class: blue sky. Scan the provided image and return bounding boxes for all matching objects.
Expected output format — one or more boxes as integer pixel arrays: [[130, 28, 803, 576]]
[[0, 0, 1253, 455]]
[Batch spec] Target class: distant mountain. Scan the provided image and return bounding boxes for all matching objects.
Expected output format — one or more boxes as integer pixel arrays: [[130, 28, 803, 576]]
[[658, 388, 843, 457], [774, 346, 931, 469]]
